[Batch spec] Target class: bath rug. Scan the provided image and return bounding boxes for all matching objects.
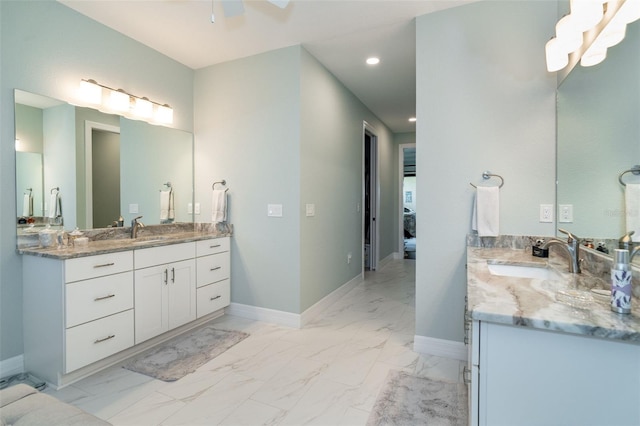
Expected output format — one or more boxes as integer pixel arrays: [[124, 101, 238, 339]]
[[367, 370, 468, 426], [123, 325, 248, 381]]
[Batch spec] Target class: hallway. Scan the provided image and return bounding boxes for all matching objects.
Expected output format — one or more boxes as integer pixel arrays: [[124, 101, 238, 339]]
[[45, 259, 466, 425]]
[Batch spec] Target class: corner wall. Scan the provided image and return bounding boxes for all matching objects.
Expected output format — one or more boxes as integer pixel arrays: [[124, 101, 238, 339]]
[[415, 1, 557, 346]]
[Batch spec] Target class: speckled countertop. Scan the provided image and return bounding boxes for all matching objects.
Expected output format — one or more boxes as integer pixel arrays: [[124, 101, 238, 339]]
[[17, 222, 233, 260], [467, 246, 640, 343]]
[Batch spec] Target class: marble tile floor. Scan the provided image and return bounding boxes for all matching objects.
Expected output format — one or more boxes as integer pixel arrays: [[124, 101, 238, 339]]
[[45, 259, 466, 425]]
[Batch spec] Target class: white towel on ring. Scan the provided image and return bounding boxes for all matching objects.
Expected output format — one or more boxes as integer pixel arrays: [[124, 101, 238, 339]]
[[626, 183, 640, 242], [472, 186, 499, 237], [212, 189, 227, 223], [160, 189, 174, 221], [23, 193, 33, 217]]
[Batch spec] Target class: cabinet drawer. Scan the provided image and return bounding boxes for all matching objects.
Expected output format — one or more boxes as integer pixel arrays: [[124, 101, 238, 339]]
[[197, 279, 230, 318], [196, 237, 230, 257], [66, 272, 134, 328], [196, 252, 230, 288], [65, 310, 134, 373], [135, 242, 195, 269], [65, 251, 133, 283]]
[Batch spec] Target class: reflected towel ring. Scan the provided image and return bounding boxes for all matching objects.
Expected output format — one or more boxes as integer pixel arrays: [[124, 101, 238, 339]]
[[618, 165, 640, 186], [470, 172, 504, 189], [212, 180, 227, 190], [50, 186, 60, 194]]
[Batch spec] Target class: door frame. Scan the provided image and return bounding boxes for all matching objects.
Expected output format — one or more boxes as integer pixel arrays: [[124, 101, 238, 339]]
[[363, 121, 379, 271], [85, 121, 120, 228], [398, 143, 416, 254]]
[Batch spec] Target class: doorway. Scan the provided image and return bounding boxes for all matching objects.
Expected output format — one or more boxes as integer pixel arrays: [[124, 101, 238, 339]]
[[399, 144, 416, 259], [85, 121, 121, 228], [363, 122, 379, 271]]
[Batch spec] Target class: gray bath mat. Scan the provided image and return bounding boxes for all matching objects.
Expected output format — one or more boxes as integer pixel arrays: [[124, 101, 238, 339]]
[[123, 325, 248, 381], [367, 371, 468, 426]]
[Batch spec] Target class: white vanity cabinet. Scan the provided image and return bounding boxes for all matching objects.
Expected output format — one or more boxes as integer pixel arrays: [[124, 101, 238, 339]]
[[195, 237, 230, 318], [134, 242, 196, 344], [468, 320, 640, 426], [23, 251, 135, 386]]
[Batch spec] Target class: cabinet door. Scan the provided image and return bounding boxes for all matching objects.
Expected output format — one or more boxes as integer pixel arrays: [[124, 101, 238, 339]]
[[134, 264, 169, 344], [167, 259, 196, 330]]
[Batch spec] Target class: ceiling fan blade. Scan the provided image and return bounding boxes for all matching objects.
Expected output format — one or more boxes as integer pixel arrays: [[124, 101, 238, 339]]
[[267, 0, 289, 9], [221, 0, 245, 17]]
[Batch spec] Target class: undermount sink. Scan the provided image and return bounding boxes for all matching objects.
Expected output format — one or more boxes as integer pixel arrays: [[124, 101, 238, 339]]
[[487, 263, 561, 280], [130, 237, 170, 245]]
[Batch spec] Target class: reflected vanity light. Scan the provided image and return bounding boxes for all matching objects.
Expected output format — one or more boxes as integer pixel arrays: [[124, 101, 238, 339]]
[[545, 0, 640, 72], [77, 79, 174, 125]]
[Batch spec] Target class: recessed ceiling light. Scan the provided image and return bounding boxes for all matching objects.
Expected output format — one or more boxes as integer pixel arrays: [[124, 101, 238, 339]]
[[409, 117, 417, 122], [366, 57, 380, 65]]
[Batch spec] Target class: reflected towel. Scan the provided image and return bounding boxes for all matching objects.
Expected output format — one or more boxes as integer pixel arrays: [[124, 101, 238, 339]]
[[48, 192, 61, 219], [626, 183, 640, 242], [23, 193, 33, 217], [212, 189, 227, 223], [160, 189, 175, 222], [472, 186, 499, 237]]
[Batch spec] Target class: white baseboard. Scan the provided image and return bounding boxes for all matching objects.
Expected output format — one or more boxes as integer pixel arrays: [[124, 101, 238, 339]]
[[226, 303, 302, 329], [414, 335, 468, 362], [226, 273, 365, 329], [377, 252, 398, 270], [0, 355, 24, 379], [300, 273, 363, 327]]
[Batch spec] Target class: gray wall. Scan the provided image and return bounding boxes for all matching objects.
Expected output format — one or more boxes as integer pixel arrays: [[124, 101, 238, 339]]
[[415, 1, 558, 342], [0, 0, 194, 362], [194, 45, 397, 315]]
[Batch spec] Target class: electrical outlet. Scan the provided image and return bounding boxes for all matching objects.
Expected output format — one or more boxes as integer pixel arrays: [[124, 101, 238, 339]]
[[306, 203, 315, 217], [540, 204, 553, 223], [195, 203, 201, 215], [129, 203, 139, 214], [559, 204, 573, 223], [188, 203, 193, 214], [347, 252, 352, 264]]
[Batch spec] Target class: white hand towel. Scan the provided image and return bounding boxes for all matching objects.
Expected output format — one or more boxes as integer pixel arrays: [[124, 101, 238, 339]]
[[626, 183, 640, 242], [212, 189, 227, 223], [160, 190, 173, 221], [168, 190, 175, 220], [472, 186, 499, 237], [23, 193, 33, 217], [48, 192, 61, 218]]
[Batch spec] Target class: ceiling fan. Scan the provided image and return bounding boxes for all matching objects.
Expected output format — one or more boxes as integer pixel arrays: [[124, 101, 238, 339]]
[[212, 0, 290, 22]]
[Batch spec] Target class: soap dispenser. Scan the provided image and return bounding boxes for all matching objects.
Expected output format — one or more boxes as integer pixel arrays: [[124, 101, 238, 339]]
[[611, 249, 632, 314]]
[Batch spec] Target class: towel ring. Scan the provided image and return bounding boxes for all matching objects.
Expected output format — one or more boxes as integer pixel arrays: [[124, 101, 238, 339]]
[[470, 172, 504, 189], [164, 182, 172, 189], [50, 187, 60, 194], [618, 165, 640, 186], [212, 180, 227, 190]]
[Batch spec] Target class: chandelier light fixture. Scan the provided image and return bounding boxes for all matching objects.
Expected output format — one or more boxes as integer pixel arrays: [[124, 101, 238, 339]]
[[545, 0, 640, 73], [77, 79, 174, 125]]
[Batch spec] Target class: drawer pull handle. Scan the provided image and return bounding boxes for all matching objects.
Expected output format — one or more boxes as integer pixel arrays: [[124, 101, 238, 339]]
[[93, 262, 115, 268], [94, 334, 115, 344], [210, 295, 222, 301], [171, 267, 175, 283], [94, 294, 116, 301], [164, 269, 168, 285], [463, 366, 472, 385], [209, 244, 221, 249], [210, 266, 221, 271]]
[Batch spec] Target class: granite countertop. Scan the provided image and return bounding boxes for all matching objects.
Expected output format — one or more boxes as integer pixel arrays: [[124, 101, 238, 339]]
[[467, 246, 640, 343], [18, 223, 232, 260]]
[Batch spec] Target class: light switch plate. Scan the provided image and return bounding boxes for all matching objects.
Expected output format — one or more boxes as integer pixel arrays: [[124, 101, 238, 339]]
[[129, 203, 139, 214], [306, 203, 315, 217], [268, 204, 283, 217]]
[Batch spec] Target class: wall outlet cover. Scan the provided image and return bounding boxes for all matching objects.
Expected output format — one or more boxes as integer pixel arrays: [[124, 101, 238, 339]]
[[268, 204, 283, 217], [540, 204, 553, 223], [559, 204, 573, 223], [306, 203, 315, 217]]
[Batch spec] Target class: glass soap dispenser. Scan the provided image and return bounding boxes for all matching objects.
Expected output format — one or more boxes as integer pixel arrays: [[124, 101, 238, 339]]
[[611, 249, 632, 314]]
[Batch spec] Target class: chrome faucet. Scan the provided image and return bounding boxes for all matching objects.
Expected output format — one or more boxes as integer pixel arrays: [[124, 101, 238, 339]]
[[131, 216, 144, 239], [542, 228, 582, 273]]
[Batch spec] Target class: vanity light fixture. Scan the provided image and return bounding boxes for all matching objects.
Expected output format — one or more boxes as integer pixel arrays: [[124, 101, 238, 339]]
[[77, 79, 174, 125], [366, 57, 380, 65], [408, 117, 417, 122], [546, 0, 640, 73]]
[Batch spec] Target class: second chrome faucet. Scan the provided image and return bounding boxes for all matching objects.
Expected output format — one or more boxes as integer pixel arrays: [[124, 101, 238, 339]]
[[131, 215, 144, 239]]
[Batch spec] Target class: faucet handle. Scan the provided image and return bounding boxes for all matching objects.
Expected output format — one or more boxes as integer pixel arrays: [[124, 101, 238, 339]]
[[131, 215, 143, 226], [558, 228, 578, 243]]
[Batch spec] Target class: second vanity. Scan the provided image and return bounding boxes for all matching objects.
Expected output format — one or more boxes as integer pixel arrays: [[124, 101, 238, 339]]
[[19, 226, 231, 389], [466, 241, 640, 426]]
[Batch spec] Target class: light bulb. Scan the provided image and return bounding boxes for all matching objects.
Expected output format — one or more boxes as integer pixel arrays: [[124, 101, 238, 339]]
[[545, 38, 569, 72]]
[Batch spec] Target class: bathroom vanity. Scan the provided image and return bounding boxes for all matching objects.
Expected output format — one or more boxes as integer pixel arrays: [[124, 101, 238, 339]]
[[19, 230, 231, 389], [466, 245, 640, 426]]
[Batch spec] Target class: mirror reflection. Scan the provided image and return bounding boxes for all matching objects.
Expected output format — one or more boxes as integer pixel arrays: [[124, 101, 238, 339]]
[[15, 89, 194, 235], [556, 21, 640, 249]]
